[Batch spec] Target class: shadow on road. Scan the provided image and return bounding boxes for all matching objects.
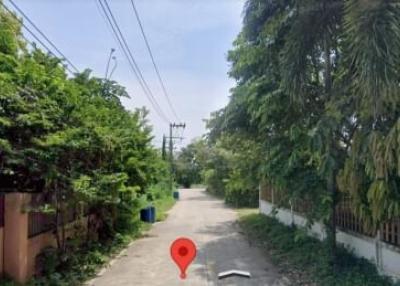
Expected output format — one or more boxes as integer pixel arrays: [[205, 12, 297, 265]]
[[184, 195, 221, 202], [191, 218, 283, 285]]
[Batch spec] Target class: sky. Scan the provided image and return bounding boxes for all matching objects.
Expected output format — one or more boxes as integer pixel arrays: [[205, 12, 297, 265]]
[[10, 0, 244, 148]]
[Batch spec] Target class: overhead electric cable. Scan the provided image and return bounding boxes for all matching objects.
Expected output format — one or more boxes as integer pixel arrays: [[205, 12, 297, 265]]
[[130, 0, 181, 122], [95, 0, 124, 54], [98, 0, 169, 123], [7, 0, 79, 73], [97, 0, 171, 123], [102, 0, 170, 122], [0, 2, 76, 74]]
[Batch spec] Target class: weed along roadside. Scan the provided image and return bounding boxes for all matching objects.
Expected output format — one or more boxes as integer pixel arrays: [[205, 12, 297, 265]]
[[0, 186, 175, 286], [238, 212, 395, 286], [0, 191, 176, 286]]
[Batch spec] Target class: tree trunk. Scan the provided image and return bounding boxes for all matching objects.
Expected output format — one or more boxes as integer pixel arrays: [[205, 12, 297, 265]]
[[54, 186, 61, 251], [60, 203, 66, 253]]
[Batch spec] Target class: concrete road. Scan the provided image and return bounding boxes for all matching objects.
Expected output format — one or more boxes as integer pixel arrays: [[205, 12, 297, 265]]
[[88, 188, 285, 286]]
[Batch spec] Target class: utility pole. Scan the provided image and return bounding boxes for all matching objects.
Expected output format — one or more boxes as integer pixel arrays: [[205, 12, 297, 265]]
[[162, 135, 166, 160], [167, 123, 186, 192]]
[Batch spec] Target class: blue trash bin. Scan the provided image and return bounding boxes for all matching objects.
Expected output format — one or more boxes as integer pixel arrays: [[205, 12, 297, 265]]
[[140, 207, 151, 223], [173, 191, 180, 200], [149, 206, 156, 223], [140, 206, 156, 223]]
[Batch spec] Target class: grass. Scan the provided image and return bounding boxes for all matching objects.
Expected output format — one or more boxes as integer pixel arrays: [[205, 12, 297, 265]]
[[152, 196, 176, 222], [237, 208, 259, 217], [0, 196, 176, 286], [0, 232, 141, 286], [239, 213, 396, 286]]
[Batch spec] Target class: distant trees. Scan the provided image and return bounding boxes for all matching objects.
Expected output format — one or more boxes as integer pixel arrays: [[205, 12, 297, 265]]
[[175, 140, 205, 188], [205, 0, 400, 256], [175, 135, 261, 207]]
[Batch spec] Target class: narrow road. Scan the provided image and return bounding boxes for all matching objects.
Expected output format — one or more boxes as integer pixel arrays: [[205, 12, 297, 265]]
[[88, 188, 284, 286]]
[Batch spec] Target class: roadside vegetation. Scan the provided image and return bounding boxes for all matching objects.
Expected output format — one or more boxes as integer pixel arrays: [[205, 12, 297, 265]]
[[150, 184, 175, 221], [176, 0, 400, 280], [210, 0, 400, 245], [0, 192, 174, 286], [0, 5, 174, 285], [175, 137, 259, 207], [239, 213, 394, 286]]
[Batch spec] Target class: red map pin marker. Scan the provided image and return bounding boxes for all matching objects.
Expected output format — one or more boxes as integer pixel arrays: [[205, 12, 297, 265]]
[[170, 237, 197, 279]]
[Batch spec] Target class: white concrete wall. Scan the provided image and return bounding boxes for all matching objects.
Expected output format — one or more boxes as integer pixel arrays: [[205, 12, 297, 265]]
[[336, 230, 377, 263], [381, 243, 400, 278], [293, 212, 327, 241], [259, 200, 326, 240], [259, 199, 400, 280]]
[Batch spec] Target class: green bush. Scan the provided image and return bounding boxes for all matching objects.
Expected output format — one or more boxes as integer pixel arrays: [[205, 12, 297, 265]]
[[239, 213, 394, 286], [225, 186, 258, 207], [224, 170, 258, 207], [115, 190, 143, 234], [26, 194, 175, 286], [147, 181, 171, 201], [203, 169, 226, 197]]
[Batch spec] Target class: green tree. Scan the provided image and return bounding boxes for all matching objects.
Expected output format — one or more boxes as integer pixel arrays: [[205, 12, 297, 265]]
[[0, 4, 170, 260], [175, 139, 208, 188], [206, 0, 400, 262]]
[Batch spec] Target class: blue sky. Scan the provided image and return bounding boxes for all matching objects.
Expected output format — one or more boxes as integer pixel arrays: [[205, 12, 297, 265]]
[[11, 0, 244, 147]]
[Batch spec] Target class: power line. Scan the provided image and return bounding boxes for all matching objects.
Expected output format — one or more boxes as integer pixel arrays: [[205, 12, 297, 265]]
[[95, 0, 123, 61], [99, 0, 169, 124], [6, 0, 79, 73], [101, 0, 170, 123], [130, 0, 181, 122], [97, 0, 171, 124], [0, 1, 76, 74]]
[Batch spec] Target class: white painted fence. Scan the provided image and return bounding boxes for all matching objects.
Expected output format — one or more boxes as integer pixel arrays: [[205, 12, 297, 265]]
[[259, 199, 400, 280]]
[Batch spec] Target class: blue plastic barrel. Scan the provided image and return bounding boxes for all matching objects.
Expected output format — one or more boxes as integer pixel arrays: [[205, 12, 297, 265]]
[[149, 206, 156, 223], [140, 206, 156, 223], [173, 191, 180, 200], [140, 207, 151, 223]]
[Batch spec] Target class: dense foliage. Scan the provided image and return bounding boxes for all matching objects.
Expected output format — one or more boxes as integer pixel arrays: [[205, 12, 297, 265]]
[[0, 2, 170, 265], [203, 0, 400, 255], [174, 136, 260, 207], [175, 139, 207, 188]]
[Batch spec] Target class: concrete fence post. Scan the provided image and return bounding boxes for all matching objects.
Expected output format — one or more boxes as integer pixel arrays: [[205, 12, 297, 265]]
[[375, 229, 383, 273], [4, 193, 30, 283], [258, 183, 261, 212], [289, 200, 294, 225], [271, 187, 274, 205]]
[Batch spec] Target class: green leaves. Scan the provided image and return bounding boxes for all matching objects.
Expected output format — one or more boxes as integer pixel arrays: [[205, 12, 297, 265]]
[[343, 0, 400, 118], [208, 0, 400, 232], [0, 4, 170, 243]]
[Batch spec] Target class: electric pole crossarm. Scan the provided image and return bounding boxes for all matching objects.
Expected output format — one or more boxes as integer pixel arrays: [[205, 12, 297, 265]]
[[167, 122, 186, 192]]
